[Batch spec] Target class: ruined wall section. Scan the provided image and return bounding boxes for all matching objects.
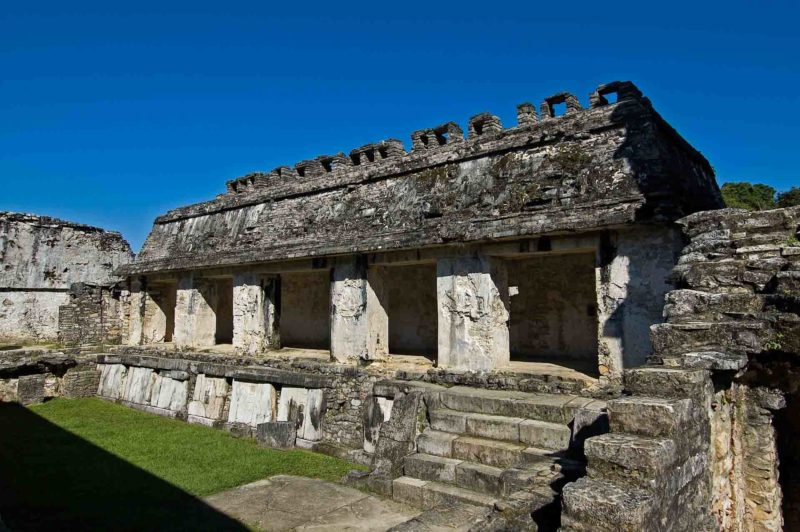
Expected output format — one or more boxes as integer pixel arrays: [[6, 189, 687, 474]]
[[124, 82, 721, 276], [0, 213, 133, 343], [562, 206, 800, 531], [57, 283, 125, 346]]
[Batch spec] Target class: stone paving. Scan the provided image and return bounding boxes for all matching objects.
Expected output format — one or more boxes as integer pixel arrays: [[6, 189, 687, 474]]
[[204, 475, 421, 531]]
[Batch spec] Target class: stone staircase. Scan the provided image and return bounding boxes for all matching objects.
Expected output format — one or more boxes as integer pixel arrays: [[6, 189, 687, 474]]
[[391, 386, 606, 526], [561, 207, 800, 531], [560, 365, 710, 531]]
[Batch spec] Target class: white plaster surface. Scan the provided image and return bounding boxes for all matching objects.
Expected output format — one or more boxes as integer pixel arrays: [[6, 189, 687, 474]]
[[187, 374, 229, 421], [0, 291, 69, 342], [150, 374, 188, 411], [122, 367, 155, 404], [97, 363, 128, 399], [228, 380, 277, 426]]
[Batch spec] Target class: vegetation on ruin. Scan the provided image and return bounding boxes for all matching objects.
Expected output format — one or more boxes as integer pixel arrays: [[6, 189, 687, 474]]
[[721, 182, 800, 211], [0, 398, 363, 531]]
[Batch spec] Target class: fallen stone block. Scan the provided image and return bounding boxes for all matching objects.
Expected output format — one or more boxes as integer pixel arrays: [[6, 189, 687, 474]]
[[256, 421, 297, 448]]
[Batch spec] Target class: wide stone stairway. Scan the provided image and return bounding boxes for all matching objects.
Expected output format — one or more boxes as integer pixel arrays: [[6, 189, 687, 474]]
[[391, 386, 606, 527]]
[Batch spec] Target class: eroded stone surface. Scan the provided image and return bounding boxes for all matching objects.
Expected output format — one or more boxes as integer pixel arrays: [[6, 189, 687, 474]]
[[204, 475, 420, 532]]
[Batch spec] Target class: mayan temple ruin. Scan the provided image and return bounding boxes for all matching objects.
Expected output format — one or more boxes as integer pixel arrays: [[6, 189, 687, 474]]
[[2, 81, 799, 530]]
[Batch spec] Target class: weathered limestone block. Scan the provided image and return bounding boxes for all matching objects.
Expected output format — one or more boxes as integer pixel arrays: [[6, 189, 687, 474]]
[[256, 421, 297, 448], [122, 366, 155, 405], [187, 374, 229, 424], [232, 273, 278, 355], [330, 257, 369, 363], [150, 373, 188, 411], [173, 274, 216, 349], [373, 391, 425, 473], [364, 396, 394, 454], [61, 367, 101, 398], [0, 379, 18, 402], [97, 363, 128, 399], [17, 374, 45, 405], [277, 387, 325, 441], [227, 380, 277, 426], [436, 255, 509, 371]]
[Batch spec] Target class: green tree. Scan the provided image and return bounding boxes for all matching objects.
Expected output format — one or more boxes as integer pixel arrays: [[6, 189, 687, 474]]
[[777, 187, 800, 208], [720, 182, 776, 211]]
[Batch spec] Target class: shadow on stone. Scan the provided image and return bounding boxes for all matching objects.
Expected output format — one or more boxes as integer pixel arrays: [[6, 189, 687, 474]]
[[0, 402, 246, 531]]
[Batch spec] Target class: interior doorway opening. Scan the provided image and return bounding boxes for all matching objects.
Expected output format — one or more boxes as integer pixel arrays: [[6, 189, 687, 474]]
[[214, 278, 234, 345], [507, 252, 598, 376], [385, 263, 438, 362], [776, 391, 800, 530], [280, 270, 331, 350], [157, 283, 176, 343], [142, 282, 176, 344]]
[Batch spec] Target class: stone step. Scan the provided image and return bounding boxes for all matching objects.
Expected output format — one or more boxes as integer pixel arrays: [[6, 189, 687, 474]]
[[584, 433, 677, 488], [392, 476, 498, 510], [624, 366, 709, 399], [560, 476, 656, 531], [650, 320, 770, 358], [452, 434, 528, 469], [663, 289, 764, 323], [404, 453, 463, 485], [417, 429, 567, 470], [405, 451, 580, 499], [607, 396, 696, 439], [429, 409, 571, 451], [438, 386, 604, 424], [388, 500, 492, 531], [417, 429, 460, 458]]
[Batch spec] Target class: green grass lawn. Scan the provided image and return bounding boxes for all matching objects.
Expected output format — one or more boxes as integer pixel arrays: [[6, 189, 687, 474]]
[[0, 397, 364, 531]]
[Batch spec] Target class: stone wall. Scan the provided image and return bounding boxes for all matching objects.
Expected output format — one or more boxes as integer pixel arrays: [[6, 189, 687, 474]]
[[96, 349, 382, 452], [58, 283, 125, 346], [0, 349, 100, 404], [561, 206, 800, 531], [0, 212, 133, 343]]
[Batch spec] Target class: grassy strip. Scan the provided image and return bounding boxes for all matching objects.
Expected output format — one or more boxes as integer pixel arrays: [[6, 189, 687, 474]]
[[1, 397, 363, 531]]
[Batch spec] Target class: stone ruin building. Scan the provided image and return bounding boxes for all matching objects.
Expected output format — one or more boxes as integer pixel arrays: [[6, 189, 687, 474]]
[[0, 212, 133, 346], [2, 81, 799, 531]]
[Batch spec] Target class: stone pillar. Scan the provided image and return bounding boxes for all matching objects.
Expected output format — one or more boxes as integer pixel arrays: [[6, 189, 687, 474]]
[[232, 272, 280, 355], [173, 273, 216, 349], [367, 266, 389, 361], [127, 278, 145, 346], [436, 255, 510, 371], [330, 257, 369, 363]]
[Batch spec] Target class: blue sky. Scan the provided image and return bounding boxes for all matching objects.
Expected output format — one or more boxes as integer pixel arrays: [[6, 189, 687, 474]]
[[2, 1, 798, 252]]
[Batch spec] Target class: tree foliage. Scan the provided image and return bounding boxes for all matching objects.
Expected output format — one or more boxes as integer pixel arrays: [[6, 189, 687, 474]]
[[777, 187, 800, 208], [721, 182, 777, 211]]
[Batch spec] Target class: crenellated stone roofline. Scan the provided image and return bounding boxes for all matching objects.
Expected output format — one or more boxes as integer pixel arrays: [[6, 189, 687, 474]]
[[155, 81, 711, 225]]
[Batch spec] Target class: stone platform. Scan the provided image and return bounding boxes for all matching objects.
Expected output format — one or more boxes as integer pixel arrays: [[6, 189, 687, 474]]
[[204, 475, 421, 531]]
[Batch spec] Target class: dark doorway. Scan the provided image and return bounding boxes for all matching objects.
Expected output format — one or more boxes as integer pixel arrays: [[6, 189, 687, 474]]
[[386, 263, 438, 360], [215, 278, 234, 345], [280, 271, 331, 349], [776, 392, 800, 531], [507, 252, 598, 376]]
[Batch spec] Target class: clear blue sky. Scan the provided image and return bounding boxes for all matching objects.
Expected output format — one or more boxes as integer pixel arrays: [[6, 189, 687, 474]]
[[2, 1, 798, 252]]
